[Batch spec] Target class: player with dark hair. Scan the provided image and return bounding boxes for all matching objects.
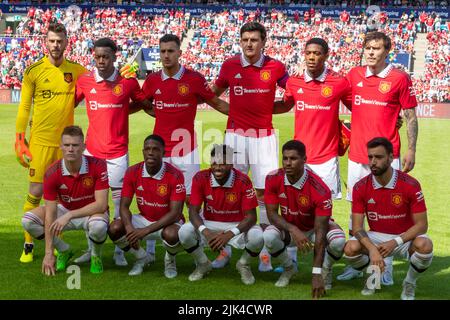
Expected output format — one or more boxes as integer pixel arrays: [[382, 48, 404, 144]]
[[74, 37, 148, 267], [344, 137, 432, 300], [212, 21, 289, 272], [107, 135, 186, 278], [263, 140, 345, 297], [178, 144, 264, 285], [21, 126, 109, 275], [16, 22, 87, 263], [338, 31, 419, 284]]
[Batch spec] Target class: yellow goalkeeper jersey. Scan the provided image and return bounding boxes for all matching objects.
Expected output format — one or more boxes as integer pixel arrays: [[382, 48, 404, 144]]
[[16, 56, 87, 147]]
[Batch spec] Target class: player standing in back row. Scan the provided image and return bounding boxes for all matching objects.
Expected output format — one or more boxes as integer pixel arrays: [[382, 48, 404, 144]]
[[212, 22, 289, 271]]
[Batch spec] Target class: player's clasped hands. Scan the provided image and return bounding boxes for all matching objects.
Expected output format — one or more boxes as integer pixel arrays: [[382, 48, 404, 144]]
[[208, 231, 234, 252], [50, 213, 72, 237], [378, 240, 397, 258], [369, 248, 385, 273], [126, 227, 147, 249]]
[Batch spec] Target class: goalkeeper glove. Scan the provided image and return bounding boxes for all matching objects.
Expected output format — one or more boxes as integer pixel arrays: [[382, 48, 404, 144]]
[[120, 61, 139, 79], [15, 132, 32, 168]]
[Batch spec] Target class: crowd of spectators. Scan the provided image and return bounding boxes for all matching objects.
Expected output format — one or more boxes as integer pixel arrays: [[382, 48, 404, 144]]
[[0, 5, 448, 102]]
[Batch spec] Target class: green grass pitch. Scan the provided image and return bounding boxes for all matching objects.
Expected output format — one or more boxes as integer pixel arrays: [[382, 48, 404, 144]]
[[0, 104, 449, 299]]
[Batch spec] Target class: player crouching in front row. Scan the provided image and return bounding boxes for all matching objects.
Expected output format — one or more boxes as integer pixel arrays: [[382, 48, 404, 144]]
[[22, 126, 109, 275], [178, 145, 264, 285], [263, 140, 346, 299], [108, 135, 186, 278], [344, 137, 433, 300]]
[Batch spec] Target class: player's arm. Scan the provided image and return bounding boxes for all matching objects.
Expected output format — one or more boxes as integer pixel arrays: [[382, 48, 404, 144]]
[[211, 83, 227, 97], [352, 213, 385, 272], [273, 98, 294, 114], [312, 215, 329, 299], [42, 200, 58, 276], [402, 108, 418, 173], [50, 189, 109, 237], [205, 96, 229, 115], [126, 199, 184, 246], [15, 71, 34, 167], [266, 202, 311, 252], [209, 208, 257, 251], [378, 211, 428, 258]]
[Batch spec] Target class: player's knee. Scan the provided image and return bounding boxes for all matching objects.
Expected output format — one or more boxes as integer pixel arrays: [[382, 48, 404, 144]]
[[327, 231, 346, 256], [162, 224, 180, 245], [263, 228, 281, 251], [246, 226, 264, 252], [178, 223, 196, 246], [22, 212, 44, 239], [413, 237, 433, 254], [108, 219, 125, 240], [343, 240, 361, 257], [88, 220, 108, 243]]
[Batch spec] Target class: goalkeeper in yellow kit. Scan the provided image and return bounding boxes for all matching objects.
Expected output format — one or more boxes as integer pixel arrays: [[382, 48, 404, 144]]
[[15, 23, 86, 263]]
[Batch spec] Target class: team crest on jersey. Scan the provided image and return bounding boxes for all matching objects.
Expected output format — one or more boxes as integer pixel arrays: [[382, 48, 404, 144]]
[[64, 73, 73, 83], [29, 168, 35, 177], [391, 193, 403, 207], [178, 83, 190, 96], [157, 184, 168, 197], [82, 176, 94, 188], [378, 81, 392, 94], [225, 192, 237, 204], [112, 84, 123, 96], [321, 85, 333, 98], [298, 195, 309, 207], [260, 70, 271, 82]]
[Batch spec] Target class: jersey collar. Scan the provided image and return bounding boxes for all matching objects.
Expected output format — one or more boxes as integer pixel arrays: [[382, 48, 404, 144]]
[[284, 168, 309, 190], [142, 161, 166, 180], [240, 53, 265, 68], [62, 155, 89, 176], [365, 63, 393, 79], [304, 67, 328, 83], [372, 169, 398, 189], [161, 65, 185, 81], [210, 169, 235, 188], [94, 68, 118, 83]]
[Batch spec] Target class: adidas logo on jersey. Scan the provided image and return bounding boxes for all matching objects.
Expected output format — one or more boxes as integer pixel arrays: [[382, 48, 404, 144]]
[[90, 88, 97, 94], [235, 73, 242, 79], [297, 88, 304, 94], [206, 195, 213, 200], [279, 193, 287, 198], [137, 185, 144, 191], [368, 198, 376, 204], [155, 89, 162, 94], [357, 82, 363, 87], [59, 184, 68, 190]]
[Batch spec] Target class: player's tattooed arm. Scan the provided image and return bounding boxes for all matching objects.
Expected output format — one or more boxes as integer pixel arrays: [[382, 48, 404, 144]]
[[354, 229, 368, 241], [402, 108, 418, 172], [236, 208, 257, 233]]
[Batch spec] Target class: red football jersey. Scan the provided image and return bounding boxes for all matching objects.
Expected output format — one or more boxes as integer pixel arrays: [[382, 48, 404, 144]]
[[44, 156, 109, 210], [352, 170, 427, 234], [141, 67, 215, 157], [345, 65, 417, 163], [284, 69, 350, 164], [190, 168, 258, 222], [215, 54, 288, 137], [76, 70, 144, 159], [265, 168, 332, 231], [121, 161, 186, 222]]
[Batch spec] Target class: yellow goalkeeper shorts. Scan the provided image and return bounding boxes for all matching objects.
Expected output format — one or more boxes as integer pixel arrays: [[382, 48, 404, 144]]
[[28, 144, 62, 183]]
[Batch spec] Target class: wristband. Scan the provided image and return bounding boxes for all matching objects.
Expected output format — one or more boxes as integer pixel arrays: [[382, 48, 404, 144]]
[[312, 267, 322, 275], [198, 225, 206, 233], [394, 236, 404, 246], [230, 227, 241, 236]]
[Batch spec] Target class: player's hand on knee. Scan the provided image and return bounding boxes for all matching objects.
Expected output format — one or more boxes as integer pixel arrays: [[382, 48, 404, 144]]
[[311, 274, 325, 299], [15, 132, 32, 168]]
